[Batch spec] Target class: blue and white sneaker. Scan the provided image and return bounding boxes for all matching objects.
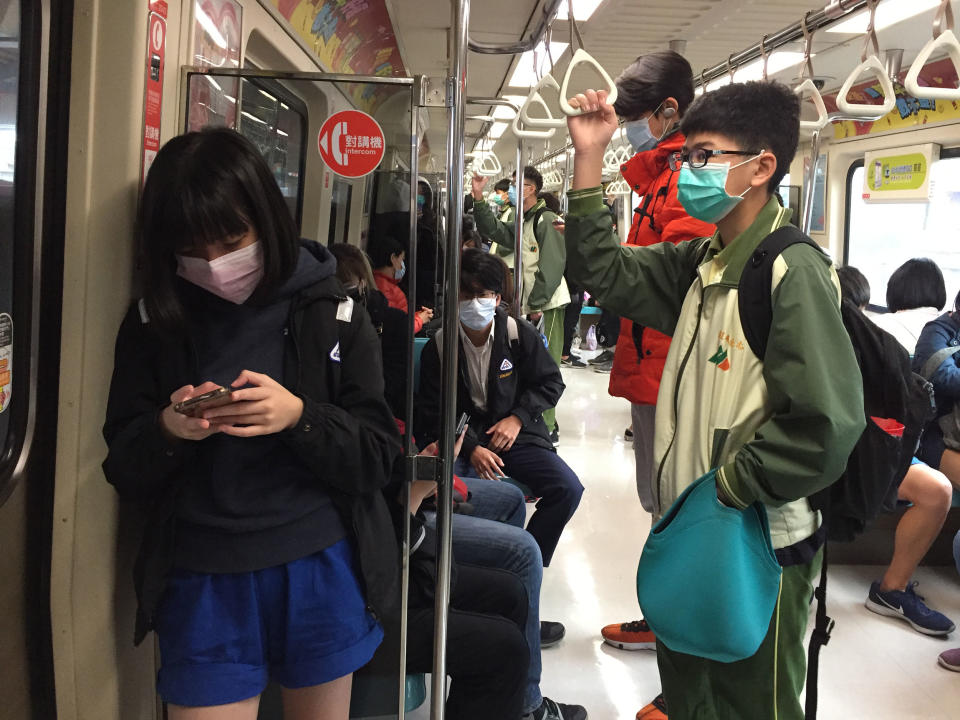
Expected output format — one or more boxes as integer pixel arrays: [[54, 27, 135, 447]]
[[865, 581, 955, 636]]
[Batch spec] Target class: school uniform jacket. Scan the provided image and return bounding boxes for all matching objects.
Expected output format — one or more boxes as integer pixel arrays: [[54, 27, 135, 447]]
[[565, 189, 865, 550], [418, 308, 564, 458], [610, 132, 715, 406], [103, 259, 402, 645]]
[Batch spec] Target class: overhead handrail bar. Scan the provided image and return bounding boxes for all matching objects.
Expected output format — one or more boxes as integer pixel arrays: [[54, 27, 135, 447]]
[[558, 0, 619, 115], [794, 15, 830, 133], [520, 74, 567, 128], [835, 0, 897, 117], [905, 0, 960, 100], [468, 0, 564, 54]]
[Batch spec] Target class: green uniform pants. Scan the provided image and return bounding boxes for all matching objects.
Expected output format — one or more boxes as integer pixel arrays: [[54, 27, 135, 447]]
[[540, 306, 565, 433], [656, 549, 822, 720]]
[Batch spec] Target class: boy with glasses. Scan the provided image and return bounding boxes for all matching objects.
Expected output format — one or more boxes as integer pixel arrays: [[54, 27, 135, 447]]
[[562, 81, 864, 719]]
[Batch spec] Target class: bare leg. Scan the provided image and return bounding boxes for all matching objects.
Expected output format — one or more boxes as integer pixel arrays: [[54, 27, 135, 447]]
[[880, 464, 952, 591], [937, 447, 960, 492], [281, 673, 353, 720], [168, 696, 261, 720]]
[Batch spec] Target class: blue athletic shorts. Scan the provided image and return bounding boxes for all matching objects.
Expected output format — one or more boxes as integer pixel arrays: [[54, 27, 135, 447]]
[[155, 538, 383, 707]]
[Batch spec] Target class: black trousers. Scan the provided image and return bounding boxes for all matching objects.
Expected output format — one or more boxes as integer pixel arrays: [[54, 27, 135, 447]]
[[562, 287, 583, 357], [407, 563, 529, 720]]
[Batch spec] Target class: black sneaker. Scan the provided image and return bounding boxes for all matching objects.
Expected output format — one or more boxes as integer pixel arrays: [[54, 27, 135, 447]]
[[522, 697, 588, 720], [550, 428, 560, 447], [540, 620, 566, 648], [561, 355, 588, 368], [592, 360, 613, 374], [588, 349, 614, 365]]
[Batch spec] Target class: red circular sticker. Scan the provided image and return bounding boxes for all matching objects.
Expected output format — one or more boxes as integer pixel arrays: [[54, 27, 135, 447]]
[[317, 110, 386, 179]]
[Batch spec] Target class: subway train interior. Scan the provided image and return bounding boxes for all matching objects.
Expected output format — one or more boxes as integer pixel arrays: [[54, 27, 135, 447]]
[[4, 0, 960, 718]]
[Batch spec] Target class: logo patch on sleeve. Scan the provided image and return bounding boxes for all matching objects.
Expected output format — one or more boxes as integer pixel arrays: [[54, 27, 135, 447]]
[[330, 342, 341, 362], [500, 358, 513, 371]]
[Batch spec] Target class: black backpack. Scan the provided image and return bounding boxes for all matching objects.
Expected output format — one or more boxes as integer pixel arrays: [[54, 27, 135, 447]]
[[729, 225, 937, 719]]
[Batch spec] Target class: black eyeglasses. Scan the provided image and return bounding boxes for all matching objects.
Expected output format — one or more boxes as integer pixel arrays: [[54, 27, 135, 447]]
[[667, 148, 763, 172]]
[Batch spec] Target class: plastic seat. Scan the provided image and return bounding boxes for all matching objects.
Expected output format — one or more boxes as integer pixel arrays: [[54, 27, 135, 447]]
[[413, 337, 429, 394]]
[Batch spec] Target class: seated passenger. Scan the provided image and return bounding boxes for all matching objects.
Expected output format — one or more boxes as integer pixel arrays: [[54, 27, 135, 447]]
[[418, 249, 584, 568], [868, 258, 946, 351], [335, 244, 588, 720], [368, 234, 434, 334], [102, 128, 402, 719], [837, 266, 955, 636]]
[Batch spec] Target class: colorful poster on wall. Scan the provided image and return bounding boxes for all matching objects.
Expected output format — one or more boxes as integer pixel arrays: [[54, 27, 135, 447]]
[[189, 0, 243, 131], [265, 0, 406, 113], [825, 58, 960, 139], [862, 143, 940, 203], [141, 1, 167, 183], [0, 313, 11, 414]]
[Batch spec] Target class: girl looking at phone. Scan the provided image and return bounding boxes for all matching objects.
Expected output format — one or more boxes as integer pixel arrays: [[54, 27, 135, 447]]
[[102, 128, 402, 720]]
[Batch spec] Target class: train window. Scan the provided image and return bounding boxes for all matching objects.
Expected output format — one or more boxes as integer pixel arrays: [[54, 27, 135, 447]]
[[236, 78, 307, 227], [845, 150, 960, 307]]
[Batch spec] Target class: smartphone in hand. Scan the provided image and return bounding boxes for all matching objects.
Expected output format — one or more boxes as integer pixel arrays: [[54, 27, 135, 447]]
[[456, 412, 470, 437], [173, 386, 234, 417]]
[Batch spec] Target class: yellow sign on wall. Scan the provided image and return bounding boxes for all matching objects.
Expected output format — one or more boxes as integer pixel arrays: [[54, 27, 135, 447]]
[[862, 144, 940, 203]]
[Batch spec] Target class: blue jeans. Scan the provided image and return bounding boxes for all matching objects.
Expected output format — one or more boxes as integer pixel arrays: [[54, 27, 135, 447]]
[[425, 475, 545, 714]]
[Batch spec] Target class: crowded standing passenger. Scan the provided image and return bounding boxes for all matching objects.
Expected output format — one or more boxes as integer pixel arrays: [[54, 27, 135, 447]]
[[102, 128, 402, 720], [836, 266, 955, 637], [563, 82, 863, 719], [472, 167, 570, 444]]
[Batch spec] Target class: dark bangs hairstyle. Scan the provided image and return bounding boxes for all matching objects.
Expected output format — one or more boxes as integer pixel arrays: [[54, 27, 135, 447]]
[[613, 50, 695, 120], [367, 234, 405, 270], [139, 127, 299, 333], [460, 248, 506, 297], [680, 81, 800, 192], [836, 266, 871, 309], [885, 258, 946, 311], [494, 178, 512, 193], [523, 166, 543, 194]]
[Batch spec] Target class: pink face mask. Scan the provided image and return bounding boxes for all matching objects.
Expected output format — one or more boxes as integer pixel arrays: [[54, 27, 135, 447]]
[[176, 241, 264, 304]]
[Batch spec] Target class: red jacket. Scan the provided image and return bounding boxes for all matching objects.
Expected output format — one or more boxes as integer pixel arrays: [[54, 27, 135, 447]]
[[608, 132, 715, 406], [374, 272, 423, 334]]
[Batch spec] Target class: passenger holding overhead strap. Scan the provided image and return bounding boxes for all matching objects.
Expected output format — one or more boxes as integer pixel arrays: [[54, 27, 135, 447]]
[[563, 82, 863, 720]]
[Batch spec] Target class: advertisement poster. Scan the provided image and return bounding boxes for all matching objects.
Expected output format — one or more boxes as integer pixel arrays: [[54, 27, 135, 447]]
[[0, 313, 11, 414], [825, 57, 960, 139], [863, 143, 940, 203], [141, 1, 168, 182], [189, 0, 243, 131], [266, 0, 406, 112]]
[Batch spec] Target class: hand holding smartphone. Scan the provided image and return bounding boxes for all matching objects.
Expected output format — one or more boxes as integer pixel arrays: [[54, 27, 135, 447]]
[[173, 386, 234, 417]]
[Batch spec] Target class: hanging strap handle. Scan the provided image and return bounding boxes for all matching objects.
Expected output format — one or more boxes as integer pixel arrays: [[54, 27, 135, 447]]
[[836, 1, 896, 118], [476, 152, 502, 176], [905, 0, 960, 101], [795, 79, 830, 132], [760, 35, 771, 81], [559, 48, 620, 116], [520, 74, 567, 128], [511, 111, 557, 139]]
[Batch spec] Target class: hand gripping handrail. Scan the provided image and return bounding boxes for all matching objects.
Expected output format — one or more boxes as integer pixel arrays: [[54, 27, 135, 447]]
[[836, 0, 897, 118], [559, 48, 619, 116], [520, 74, 566, 128], [905, 0, 960, 101]]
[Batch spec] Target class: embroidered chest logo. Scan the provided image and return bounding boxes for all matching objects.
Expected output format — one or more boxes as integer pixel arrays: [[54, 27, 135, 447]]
[[708, 345, 730, 372], [500, 359, 513, 371], [330, 342, 341, 363]]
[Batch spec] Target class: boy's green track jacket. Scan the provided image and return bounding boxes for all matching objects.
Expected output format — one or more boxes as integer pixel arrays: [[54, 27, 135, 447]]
[[564, 188, 865, 550]]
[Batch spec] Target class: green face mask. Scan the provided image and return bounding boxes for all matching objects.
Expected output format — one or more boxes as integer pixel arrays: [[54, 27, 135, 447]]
[[491, 194, 504, 206], [676, 154, 760, 224]]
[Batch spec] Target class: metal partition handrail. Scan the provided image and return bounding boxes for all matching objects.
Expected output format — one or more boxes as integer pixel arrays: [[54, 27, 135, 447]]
[[905, 0, 960, 100]]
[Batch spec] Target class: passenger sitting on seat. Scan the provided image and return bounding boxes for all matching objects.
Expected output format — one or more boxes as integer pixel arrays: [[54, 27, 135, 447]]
[[368, 233, 434, 333], [867, 258, 946, 351], [837, 266, 955, 637], [102, 128, 402, 720], [418, 248, 584, 568], [563, 81, 864, 720]]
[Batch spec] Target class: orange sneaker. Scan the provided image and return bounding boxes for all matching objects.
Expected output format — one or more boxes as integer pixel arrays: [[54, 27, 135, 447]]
[[600, 619, 656, 651], [636, 693, 667, 720]]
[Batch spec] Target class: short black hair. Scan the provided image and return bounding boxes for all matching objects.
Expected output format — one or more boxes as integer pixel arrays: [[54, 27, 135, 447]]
[[138, 127, 300, 334], [494, 178, 511, 193], [681, 81, 799, 192], [886, 258, 946, 311], [837, 266, 871, 308], [614, 50, 695, 120], [367, 234, 405, 269], [460, 247, 505, 296], [523, 166, 543, 193]]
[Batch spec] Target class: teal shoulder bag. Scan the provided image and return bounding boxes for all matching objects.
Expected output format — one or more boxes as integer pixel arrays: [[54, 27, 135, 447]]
[[636, 471, 783, 663]]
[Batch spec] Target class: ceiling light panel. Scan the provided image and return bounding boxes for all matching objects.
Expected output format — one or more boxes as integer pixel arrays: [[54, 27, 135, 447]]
[[556, 0, 604, 21], [508, 42, 570, 87]]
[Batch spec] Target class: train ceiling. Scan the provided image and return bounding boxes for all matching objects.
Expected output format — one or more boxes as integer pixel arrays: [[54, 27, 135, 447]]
[[385, 0, 956, 167]]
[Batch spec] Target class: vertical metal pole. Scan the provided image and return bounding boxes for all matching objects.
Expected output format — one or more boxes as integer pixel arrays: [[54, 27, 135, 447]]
[[801, 129, 821, 235], [432, 0, 469, 716], [398, 79, 424, 720], [513, 141, 525, 317]]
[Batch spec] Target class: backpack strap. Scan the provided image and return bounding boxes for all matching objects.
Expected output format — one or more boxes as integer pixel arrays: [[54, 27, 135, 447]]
[[919, 345, 960, 381], [686, 237, 713, 289], [805, 536, 833, 720], [506, 315, 520, 350], [738, 226, 825, 361]]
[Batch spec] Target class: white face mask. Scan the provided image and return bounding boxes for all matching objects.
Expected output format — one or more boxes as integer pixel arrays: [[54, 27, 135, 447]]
[[459, 297, 497, 331], [176, 240, 264, 304]]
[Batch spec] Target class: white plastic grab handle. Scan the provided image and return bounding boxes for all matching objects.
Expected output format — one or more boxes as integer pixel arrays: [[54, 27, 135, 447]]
[[520, 74, 566, 129], [794, 79, 829, 132], [607, 178, 631, 195], [905, 30, 960, 101], [836, 55, 897, 118], [603, 146, 632, 172], [559, 48, 620, 117], [476, 152, 502, 176], [511, 112, 557, 140]]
